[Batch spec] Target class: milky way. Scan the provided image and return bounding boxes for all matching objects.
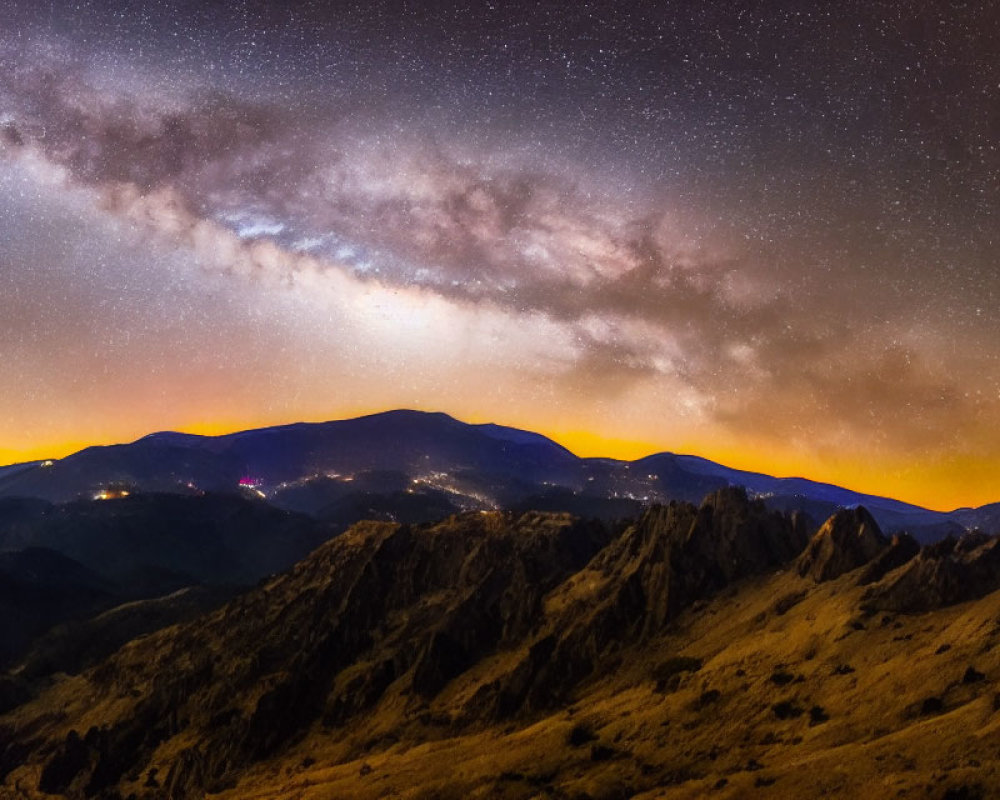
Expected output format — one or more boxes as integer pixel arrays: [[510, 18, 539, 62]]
[[0, 1, 998, 509]]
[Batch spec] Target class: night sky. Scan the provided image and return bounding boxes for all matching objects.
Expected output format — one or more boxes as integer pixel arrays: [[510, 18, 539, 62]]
[[0, 1, 997, 510]]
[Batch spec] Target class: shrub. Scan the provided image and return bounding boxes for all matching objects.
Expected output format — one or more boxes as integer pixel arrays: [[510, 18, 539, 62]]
[[567, 723, 598, 747], [771, 701, 804, 720]]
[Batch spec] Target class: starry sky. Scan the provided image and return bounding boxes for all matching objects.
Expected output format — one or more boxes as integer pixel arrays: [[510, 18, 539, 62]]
[[0, 0, 998, 510]]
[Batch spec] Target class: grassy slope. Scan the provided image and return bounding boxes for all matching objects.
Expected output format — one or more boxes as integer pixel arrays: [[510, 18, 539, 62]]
[[198, 569, 1000, 799], [3, 529, 1000, 799]]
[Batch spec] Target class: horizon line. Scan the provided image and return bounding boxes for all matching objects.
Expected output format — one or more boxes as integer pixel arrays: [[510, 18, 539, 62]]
[[0, 406, 982, 515]]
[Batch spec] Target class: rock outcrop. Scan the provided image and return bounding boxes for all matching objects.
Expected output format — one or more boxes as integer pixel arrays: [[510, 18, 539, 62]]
[[0, 512, 611, 797], [796, 506, 887, 582], [7, 494, 996, 800], [0, 492, 815, 799], [856, 532, 920, 586], [472, 487, 810, 717], [862, 531, 1000, 612]]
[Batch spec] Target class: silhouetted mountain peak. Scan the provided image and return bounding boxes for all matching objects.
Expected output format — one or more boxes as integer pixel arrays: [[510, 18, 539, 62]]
[[797, 506, 887, 582], [1, 412, 996, 540]]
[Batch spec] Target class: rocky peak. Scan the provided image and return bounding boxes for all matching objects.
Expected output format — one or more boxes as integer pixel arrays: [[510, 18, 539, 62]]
[[471, 490, 811, 719], [684, 486, 811, 578], [796, 506, 887, 582]]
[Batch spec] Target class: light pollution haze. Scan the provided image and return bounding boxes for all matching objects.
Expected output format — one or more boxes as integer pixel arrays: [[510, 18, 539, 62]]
[[0, 1, 998, 510]]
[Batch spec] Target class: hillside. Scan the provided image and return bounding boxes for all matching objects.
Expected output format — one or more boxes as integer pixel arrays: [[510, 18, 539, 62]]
[[2, 491, 999, 799], [0, 493, 333, 673], [0, 410, 991, 540], [0, 548, 115, 669]]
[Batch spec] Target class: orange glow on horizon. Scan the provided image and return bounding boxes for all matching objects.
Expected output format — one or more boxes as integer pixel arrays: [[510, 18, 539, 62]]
[[542, 430, 991, 514], [2, 410, 994, 514]]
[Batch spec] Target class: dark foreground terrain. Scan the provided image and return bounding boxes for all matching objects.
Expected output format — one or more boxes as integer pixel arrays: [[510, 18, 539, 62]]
[[2, 488, 1000, 799]]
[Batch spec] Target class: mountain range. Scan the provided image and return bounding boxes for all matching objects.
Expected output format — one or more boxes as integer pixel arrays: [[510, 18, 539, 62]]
[[1, 412, 1000, 797], [3, 489, 1000, 798], [0, 410, 995, 542]]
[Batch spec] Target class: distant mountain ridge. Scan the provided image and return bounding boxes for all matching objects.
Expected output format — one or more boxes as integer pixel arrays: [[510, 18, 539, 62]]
[[0, 410, 993, 541], [0, 492, 333, 672]]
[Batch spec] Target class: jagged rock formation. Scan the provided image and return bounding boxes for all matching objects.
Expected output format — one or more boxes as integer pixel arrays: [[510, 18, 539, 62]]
[[3, 496, 1000, 800], [856, 532, 920, 586], [470, 488, 810, 716], [0, 491, 811, 799], [0, 511, 612, 797], [863, 531, 1000, 612], [796, 506, 887, 582]]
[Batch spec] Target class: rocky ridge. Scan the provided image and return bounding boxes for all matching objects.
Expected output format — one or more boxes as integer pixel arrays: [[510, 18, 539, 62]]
[[3, 491, 1000, 799]]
